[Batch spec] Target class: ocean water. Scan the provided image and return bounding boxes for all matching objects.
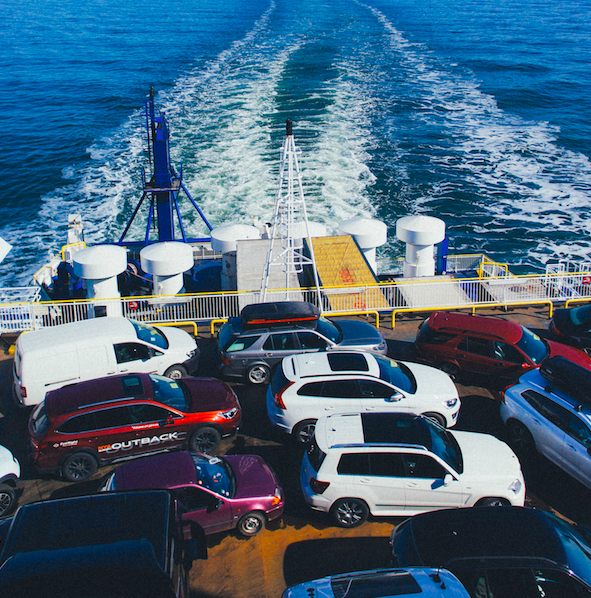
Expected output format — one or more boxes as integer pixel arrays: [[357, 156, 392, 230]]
[[2, 0, 591, 284]]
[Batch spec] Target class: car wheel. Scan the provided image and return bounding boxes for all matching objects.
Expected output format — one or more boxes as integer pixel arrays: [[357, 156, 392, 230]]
[[246, 364, 271, 385], [477, 497, 510, 507], [440, 362, 460, 381], [293, 419, 317, 444], [507, 420, 535, 453], [237, 511, 266, 537], [189, 426, 222, 453], [422, 412, 446, 427], [164, 364, 188, 380], [331, 498, 369, 528], [0, 484, 16, 516], [62, 452, 98, 483]]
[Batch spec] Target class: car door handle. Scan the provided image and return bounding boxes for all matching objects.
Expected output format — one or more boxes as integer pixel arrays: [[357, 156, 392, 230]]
[[567, 444, 578, 451], [359, 477, 371, 483], [324, 406, 336, 411]]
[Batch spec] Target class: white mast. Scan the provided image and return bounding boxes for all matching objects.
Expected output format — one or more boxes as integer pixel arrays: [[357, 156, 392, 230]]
[[260, 119, 322, 309]]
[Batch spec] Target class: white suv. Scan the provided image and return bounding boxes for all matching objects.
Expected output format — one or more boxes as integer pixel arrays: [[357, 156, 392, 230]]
[[501, 356, 591, 489], [0, 445, 20, 516], [300, 412, 525, 527], [266, 351, 460, 442]]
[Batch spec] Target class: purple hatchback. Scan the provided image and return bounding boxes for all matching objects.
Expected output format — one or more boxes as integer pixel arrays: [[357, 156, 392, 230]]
[[100, 451, 284, 537]]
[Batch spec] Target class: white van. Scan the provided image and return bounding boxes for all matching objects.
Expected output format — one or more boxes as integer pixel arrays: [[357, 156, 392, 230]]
[[13, 318, 200, 407]]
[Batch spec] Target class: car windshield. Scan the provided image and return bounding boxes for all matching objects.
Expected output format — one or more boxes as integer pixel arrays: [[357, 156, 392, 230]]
[[192, 455, 235, 498], [375, 356, 416, 393], [571, 304, 591, 327], [316, 317, 343, 344], [131, 321, 168, 350], [148, 375, 188, 411], [515, 326, 549, 364], [547, 512, 591, 585], [424, 418, 463, 474]]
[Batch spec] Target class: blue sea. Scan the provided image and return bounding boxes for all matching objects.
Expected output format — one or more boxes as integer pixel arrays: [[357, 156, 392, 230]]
[[2, 0, 591, 285]]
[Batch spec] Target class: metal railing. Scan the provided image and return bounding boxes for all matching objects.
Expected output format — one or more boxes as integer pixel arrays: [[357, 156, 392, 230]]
[[3, 267, 591, 335]]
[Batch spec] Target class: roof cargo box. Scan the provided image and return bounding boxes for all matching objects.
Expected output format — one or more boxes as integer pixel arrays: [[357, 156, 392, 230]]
[[540, 356, 591, 404], [240, 301, 320, 329]]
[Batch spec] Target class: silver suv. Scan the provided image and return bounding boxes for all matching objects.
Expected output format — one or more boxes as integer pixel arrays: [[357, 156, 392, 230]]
[[215, 302, 387, 384]]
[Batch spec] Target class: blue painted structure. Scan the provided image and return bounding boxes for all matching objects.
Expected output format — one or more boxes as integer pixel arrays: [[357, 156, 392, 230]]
[[118, 87, 213, 246]]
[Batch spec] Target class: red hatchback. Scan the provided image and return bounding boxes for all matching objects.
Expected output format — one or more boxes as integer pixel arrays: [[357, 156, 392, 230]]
[[28, 373, 241, 482], [415, 311, 591, 382]]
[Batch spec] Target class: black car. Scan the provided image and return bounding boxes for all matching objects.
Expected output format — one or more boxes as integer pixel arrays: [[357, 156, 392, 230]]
[[215, 301, 387, 384], [550, 303, 591, 350], [391, 506, 591, 598], [0, 491, 206, 598]]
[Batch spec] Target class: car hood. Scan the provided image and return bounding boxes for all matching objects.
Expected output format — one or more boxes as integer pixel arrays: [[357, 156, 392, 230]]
[[155, 325, 199, 355], [182, 378, 240, 413], [404, 361, 459, 401], [547, 340, 591, 369], [225, 454, 280, 499], [335, 320, 385, 347], [453, 431, 523, 481]]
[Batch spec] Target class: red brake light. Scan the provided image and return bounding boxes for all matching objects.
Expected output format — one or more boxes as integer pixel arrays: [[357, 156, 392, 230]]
[[20, 386, 27, 398], [274, 381, 294, 410], [310, 478, 330, 494]]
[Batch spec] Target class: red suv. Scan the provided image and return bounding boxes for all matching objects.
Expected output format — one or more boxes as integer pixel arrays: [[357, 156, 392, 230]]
[[28, 373, 241, 482], [414, 311, 591, 382]]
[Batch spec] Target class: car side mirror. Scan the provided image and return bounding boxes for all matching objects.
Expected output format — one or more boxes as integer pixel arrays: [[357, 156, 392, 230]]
[[162, 413, 175, 426], [443, 473, 454, 487], [386, 391, 404, 402]]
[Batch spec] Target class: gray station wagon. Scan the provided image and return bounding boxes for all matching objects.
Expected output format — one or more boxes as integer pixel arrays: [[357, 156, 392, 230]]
[[215, 301, 388, 384]]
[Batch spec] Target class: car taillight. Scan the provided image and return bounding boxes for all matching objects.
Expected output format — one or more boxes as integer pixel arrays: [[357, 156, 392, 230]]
[[274, 382, 294, 410], [220, 354, 230, 366], [500, 382, 516, 403], [20, 386, 27, 398], [310, 478, 330, 494]]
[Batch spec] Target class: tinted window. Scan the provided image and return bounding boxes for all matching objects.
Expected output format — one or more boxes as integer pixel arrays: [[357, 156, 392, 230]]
[[401, 453, 447, 479], [298, 382, 325, 397], [568, 415, 591, 447], [327, 353, 369, 371], [359, 380, 396, 398], [458, 336, 491, 357], [368, 453, 405, 477], [58, 412, 97, 434], [297, 331, 327, 350], [417, 324, 456, 345], [93, 406, 135, 429], [129, 404, 171, 423], [173, 487, 220, 511], [523, 390, 570, 430], [338, 453, 370, 475], [31, 403, 50, 435], [263, 332, 296, 351], [323, 380, 361, 398], [307, 442, 327, 472], [115, 343, 151, 364], [225, 335, 260, 352], [494, 341, 526, 364]]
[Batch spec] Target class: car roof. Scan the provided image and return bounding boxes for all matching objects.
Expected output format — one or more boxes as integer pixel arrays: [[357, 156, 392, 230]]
[[405, 507, 568, 566], [428, 311, 523, 343], [45, 373, 153, 417], [318, 413, 431, 451], [290, 351, 376, 379], [114, 451, 198, 490]]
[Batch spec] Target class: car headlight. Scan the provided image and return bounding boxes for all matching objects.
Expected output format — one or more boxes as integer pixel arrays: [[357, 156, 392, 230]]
[[221, 407, 238, 420], [444, 398, 458, 408], [188, 348, 199, 358], [509, 479, 522, 494]]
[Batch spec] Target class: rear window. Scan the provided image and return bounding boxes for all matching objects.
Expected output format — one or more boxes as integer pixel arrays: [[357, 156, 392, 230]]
[[30, 402, 50, 435], [330, 570, 421, 598], [225, 335, 260, 353], [270, 362, 291, 396], [416, 321, 455, 345], [306, 441, 327, 473]]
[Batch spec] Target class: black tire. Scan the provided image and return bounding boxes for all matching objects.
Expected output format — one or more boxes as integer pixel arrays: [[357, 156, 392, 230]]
[[477, 497, 510, 507], [237, 511, 266, 537], [189, 426, 222, 453], [440, 362, 461, 381], [422, 412, 446, 427], [164, 364, 188, 380], [331, 498, 369, 528], [0, 484, 16, 516], [507, 420, 535, 453], [62, 452, 98, 483], [293, 419, 317, 444], [246, 364, 271, 385]]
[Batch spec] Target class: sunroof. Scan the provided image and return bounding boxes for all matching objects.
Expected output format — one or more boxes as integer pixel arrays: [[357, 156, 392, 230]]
[[327, 353, 369, 372]]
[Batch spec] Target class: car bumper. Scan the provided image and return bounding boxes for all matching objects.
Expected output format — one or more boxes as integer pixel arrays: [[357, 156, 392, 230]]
[[300, 466, 331, 513]]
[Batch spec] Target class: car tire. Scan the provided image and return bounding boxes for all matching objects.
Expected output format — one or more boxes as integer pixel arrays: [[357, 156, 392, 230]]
[[477, 497, 510, 507], [507, 419, 535, 453], [237, 511, 266, 537], [331, 498, 369, 528], [293, 419, 317, 444], [62, 452, 98, 483], [422, 412, 446, 427], [164, 364, 188, 380], [246, 364, 271, 385], [189, 426, 222, 453], [0, 484, 16, 516], [440, 362, 461, 381]]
